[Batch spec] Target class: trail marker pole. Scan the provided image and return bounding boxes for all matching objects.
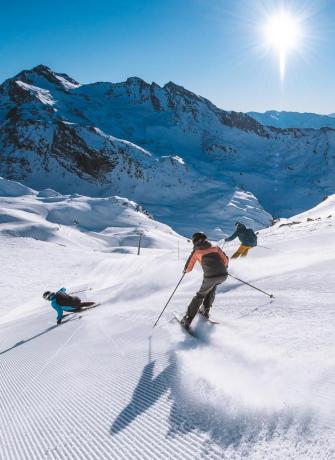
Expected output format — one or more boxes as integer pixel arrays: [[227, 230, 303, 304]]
[[137, 234, 142, 255]]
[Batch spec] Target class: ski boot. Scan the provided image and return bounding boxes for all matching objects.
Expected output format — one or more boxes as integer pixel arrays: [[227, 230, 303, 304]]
[[79, 302, 95, 308], [180, 315, 191, 331], [198, 306, 210, 319]]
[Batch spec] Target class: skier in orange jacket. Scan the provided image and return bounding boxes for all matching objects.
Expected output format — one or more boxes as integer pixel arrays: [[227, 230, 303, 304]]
[[181, 232, 229, 329]]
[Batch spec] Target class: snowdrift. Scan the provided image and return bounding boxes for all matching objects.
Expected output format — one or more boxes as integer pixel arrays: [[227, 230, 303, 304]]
[[0, 177, 183, 250]]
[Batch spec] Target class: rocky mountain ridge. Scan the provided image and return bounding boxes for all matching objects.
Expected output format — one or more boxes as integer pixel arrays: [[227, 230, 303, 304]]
[[1, 64, 335, 235]]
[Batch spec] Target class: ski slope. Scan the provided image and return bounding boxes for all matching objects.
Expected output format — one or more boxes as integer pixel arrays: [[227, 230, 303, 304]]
[[1, 196, 335, 459]]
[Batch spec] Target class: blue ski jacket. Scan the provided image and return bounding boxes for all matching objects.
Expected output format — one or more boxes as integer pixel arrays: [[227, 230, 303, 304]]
[[50, 288, 78, 322], [225, 223, 257, 247]]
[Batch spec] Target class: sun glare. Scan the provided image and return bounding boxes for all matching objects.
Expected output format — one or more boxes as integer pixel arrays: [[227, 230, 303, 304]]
[[264, 10, 302, 81]]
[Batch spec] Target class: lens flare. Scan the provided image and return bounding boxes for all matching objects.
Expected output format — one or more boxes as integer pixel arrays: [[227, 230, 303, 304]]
[[264, 10, 302, 81]]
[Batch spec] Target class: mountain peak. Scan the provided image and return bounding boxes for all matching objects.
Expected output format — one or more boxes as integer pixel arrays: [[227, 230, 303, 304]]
[[125, 77, 152, 90], [3, 64, 81, 91], [32, 64, 53, 74], [164, 81, 194, 96], [164, 81, 183, 90]]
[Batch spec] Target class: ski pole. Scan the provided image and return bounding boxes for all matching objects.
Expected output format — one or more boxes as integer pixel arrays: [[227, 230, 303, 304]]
[[228, 274, 274, 298], [153, 273, 186, 328], [69, 288, 92, 295], [258, 245, 272, 250]]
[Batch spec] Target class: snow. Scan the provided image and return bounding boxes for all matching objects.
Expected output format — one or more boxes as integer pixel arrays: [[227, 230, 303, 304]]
[[15, 81, 55, 106], [294, 195, 334, 220], [54, 74, 81, 90], [0, 178, 184, 250], [1, 178, 335, 459], [0, 178, 35, 197]]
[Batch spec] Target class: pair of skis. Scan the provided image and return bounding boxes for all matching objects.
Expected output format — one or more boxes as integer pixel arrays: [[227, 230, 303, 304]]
[[58, 303, 101, 325], [173, 311, 219, 336]]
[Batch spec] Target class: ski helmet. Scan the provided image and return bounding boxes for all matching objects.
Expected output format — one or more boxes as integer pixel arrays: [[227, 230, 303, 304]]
[[43, 291, 53, 300], [192, 232, 207, 244]]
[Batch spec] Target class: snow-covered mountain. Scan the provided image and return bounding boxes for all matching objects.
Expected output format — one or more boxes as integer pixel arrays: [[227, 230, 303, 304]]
[[0, 65, 273, 238], [1, 64, 335, 233], [248, 110, 335, 129]]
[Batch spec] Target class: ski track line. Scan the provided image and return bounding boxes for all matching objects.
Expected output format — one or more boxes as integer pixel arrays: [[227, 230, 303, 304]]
[[0, 319, 217, 460], [85, 339, 202, 459], [56, 354, 203, 460], [89, 338, 208, 459], [0, 352, 49, 460], [0, 322, 87, 460], [7, 302, 334, 459], [7, 320, 84, 411], [0, 336, 83, 460]]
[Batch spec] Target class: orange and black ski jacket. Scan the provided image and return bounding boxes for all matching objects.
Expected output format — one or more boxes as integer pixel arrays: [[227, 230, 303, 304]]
[[184, 241, 229, 278]]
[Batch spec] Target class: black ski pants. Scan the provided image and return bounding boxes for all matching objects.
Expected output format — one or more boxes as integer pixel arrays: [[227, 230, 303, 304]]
[[70, 302, 95, 312], [185, 274, 227, 323]]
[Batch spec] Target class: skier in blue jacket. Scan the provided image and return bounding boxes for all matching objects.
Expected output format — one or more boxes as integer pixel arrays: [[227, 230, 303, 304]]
[[225, 222, 257, 259], [43, 288, 94, 324]]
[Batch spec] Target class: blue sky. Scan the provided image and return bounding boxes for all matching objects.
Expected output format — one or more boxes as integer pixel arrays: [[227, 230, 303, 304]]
[[1, 0, 335, 113]]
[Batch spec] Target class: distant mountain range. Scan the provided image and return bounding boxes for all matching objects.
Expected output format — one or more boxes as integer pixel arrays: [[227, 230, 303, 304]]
[[1, 65, 335, 236], [248, 110, 335, 129]]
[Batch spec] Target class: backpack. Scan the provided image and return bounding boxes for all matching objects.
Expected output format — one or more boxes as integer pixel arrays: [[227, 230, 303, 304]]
[[246, 228, 257, 246], [55, 292, 81, 307]]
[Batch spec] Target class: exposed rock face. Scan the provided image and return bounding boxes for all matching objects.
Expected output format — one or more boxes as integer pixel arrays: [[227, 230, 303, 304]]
[[1, 64, 334, 232], [0, 65, 270, 201]]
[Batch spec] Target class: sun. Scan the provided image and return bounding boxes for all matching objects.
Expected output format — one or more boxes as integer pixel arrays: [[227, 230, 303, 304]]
[[264, 10, 302, 81]]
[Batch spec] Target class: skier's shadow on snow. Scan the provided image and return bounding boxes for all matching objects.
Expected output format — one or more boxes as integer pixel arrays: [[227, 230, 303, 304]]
[[110, 324, 209, 436], [110, 359, 175, 435], [110, 335, 179, 435], [0, 325, 58, 356]]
